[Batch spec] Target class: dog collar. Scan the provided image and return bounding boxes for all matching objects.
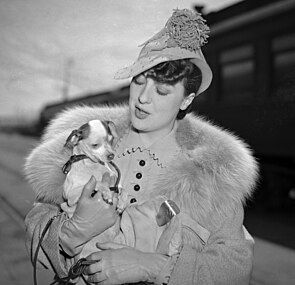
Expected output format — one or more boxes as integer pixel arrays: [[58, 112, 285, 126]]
[[62, 154, 89, 174]]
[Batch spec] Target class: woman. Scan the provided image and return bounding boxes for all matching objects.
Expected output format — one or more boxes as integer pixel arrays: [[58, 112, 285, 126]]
[[25, 9, 258, 285]]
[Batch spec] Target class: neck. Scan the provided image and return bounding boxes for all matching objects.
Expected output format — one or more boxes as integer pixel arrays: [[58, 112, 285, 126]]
[[136, 120, 177, 147]]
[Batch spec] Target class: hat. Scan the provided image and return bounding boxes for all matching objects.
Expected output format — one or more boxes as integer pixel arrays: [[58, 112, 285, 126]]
[[114, 9, 213, 95]]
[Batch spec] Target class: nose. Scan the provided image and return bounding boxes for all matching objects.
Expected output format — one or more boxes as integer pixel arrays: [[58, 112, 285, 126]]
[[138, 81, 152, 104], [107, 153, 115, 161]]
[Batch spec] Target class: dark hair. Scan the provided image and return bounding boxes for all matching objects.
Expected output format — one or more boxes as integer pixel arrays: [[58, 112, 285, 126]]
[[145, 59, 202, 119]]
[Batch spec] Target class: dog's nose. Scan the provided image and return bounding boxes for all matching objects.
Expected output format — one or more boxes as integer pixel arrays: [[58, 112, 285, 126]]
[[107, 153, 115, 161]]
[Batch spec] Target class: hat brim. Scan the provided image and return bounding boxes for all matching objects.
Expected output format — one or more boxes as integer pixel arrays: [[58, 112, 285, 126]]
[[114, 47, 212, 95]]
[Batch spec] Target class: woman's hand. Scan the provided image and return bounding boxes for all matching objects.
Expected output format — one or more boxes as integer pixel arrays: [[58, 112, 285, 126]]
[[72, 173, 118, 233], [84, 242, 169, 284], [60, 174, 119, 256]]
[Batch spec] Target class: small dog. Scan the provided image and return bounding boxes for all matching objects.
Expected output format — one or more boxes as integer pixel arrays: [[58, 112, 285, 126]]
[[61, 119, 127, 217]]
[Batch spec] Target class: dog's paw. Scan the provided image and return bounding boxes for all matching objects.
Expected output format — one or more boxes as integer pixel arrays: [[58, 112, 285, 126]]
[[116, 189, 129, 213], [116, 200, 127, 214], [101, 189, 113, 205], [116, 206, 124, 214], [117, 186, 123, 194], [60, 202, 76, 218]]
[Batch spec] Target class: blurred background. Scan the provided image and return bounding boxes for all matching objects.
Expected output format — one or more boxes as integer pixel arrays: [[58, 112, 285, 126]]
[[0, 0, 294, 284]]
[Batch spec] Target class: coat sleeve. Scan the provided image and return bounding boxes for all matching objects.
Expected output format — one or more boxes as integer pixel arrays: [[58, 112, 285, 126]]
[[168, 205, 254, 285], [24, 202, 75, 279]]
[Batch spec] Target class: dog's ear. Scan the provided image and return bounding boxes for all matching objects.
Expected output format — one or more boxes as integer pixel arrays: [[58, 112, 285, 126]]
[[107, 121, 118, 138], [64, 123, 90, 149], [78, 123, 90, 139], [64, 129, 81, 148], [105, 121, 119, 146]]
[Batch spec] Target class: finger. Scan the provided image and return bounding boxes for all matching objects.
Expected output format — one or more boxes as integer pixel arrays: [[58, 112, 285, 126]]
[[84, 260, 102, 275], [101, 172, 111, 184], [112, 193, 118, 208], [81, 176, 97, 198], [86, 251, 103, 263], [96, 242, 127, 250], [86, 272, 107, 283], [97, 280, 115, 285], [110, 175, 116, 187]]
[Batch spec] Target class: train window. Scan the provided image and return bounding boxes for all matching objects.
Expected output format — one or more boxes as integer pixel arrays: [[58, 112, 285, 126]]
[[220, 45, 254, 104], [220, 45, 253, 64], [272, 33, 295, 100], [272, 33, 295, 52]]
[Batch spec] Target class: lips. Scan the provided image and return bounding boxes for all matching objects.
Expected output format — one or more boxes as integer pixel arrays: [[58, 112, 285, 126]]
[[135, 106, 150, 119]]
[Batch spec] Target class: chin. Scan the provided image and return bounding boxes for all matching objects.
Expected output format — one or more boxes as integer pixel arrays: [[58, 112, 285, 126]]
[[131, 119, 145, 131], [131, 116, 148, 132]]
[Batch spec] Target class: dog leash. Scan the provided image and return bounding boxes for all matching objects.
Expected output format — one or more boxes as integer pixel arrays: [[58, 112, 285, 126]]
[[49, 258, 97, 285], [33, 216, 56, 285], [108, 160, 121, 193]]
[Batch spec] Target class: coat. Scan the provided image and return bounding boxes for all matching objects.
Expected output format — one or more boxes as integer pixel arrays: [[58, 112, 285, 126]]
[[24, 104, 258, 285]]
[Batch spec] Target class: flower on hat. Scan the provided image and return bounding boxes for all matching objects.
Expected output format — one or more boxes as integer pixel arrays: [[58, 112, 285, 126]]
[[140, 9, 210, 53], [166, 9, 210, 51]]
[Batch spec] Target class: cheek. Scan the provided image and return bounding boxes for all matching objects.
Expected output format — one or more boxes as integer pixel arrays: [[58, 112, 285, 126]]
[[155, 97, 183, 115], [129, 84, 138, 102]]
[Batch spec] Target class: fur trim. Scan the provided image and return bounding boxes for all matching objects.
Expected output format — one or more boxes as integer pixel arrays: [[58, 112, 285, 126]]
[[24, 105, 258, 226], [155, 116, 258, 228], [24, 133, 71, 204], [42, 104, 130, 141]]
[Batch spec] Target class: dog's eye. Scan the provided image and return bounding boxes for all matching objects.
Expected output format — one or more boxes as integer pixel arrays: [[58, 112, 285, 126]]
[[92, 144, 99, 147]]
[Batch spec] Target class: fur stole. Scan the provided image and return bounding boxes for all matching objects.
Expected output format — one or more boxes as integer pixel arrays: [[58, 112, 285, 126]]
[[24, 104, 258, 230]]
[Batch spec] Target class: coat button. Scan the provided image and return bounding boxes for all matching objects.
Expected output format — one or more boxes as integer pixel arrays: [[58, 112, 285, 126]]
[[134, 184, 140, 191], [130, 198, 137, 203], [136, 172, 142, 179], [139, 160, 145, 166]]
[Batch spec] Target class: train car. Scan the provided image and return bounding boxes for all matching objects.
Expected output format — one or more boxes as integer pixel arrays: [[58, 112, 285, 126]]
[[38, 85, 129, 130], [195, 0, 295, 211]]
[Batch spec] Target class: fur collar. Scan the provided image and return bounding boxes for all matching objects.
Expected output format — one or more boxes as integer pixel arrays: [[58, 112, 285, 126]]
[[25, 104, 258, 229]]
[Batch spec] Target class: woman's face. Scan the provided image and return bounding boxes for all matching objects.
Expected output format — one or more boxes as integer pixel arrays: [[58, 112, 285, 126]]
[[129, 73, 194, 138]]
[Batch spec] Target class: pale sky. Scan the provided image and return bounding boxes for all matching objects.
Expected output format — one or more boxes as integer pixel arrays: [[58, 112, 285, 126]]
[[0, 0, 242, 121]]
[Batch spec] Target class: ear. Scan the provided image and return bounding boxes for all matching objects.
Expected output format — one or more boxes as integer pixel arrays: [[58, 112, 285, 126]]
[[106, 121, 118, 138], [78, 123, 90, 139], [64, 129, 81, 148], [180, 93, 195, 111], [105, 121, 119, 146]]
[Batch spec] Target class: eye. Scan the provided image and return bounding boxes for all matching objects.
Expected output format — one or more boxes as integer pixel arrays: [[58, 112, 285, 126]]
[[133, 74, 146, 85], [156, 88, 168, 96], [92, 143, 99, 148], [155, 82, 171, 96]]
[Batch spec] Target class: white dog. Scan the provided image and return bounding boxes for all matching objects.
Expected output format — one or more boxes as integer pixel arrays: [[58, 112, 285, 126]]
[[61, 119, 127, 217]]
